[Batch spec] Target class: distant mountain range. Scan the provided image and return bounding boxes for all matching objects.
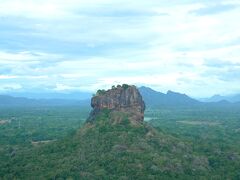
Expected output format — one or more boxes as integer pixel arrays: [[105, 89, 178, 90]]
[[201, 94, 240, 103], [1, 86, 239, 107], [5, 91, 92, 100], [139, 86, 201, 107], [0, 95, 89, 107]]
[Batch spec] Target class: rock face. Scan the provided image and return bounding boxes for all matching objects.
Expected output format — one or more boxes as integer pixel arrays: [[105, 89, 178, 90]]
[[87, 85, 145, 123]]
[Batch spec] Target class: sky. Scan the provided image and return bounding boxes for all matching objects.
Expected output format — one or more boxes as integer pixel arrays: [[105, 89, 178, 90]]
[[0, 0, 240, 97]]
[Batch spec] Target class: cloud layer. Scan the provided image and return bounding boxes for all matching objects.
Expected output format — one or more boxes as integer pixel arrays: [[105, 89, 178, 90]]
[[0, 0, 240, 97]]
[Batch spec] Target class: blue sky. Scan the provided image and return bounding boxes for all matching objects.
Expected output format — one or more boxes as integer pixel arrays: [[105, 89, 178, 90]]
[[0, 0, 240, 97]]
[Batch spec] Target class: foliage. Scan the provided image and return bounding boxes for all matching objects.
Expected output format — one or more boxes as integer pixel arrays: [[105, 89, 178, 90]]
[[95, 84, 130, 97], [0, 105, 240, 179], [146, 106, 240, 179], [0, 110, 206, 179], [0, 106, 89, 145], [122, 84, 130, 90], [96, 89, 106, 96]]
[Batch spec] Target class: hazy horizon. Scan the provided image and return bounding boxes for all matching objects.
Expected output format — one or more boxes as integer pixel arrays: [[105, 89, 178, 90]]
[[1, 0, 240, 97], [1, 85, 239, 99]]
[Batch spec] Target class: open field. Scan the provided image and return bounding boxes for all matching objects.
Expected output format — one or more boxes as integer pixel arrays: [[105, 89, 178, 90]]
[[0, 120, 9, 125], [177, 120, 220, 126]]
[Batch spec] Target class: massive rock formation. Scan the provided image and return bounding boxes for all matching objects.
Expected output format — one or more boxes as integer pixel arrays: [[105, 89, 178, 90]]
[[87, 85, 145, 123]]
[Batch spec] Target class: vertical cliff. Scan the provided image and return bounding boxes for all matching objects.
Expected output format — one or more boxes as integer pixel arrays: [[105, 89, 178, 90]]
[[87, 85, 145, 123]]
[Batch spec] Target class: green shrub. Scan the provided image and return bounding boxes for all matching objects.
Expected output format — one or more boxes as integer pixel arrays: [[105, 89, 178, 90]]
[[122, 84, 130, 90], [96, 89, 106, 96]]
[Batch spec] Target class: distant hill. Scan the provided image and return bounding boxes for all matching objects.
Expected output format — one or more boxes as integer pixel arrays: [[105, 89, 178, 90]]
[[0, 95, 36, 106], [0, 95, 90, 107], [201, 94, 240, 103], [139, 86, 201, 107], [200, 94, 227, 102], [5, 91, 92, 100]]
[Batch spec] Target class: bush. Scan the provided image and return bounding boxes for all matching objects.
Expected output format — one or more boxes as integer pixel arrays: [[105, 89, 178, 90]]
[[122, 84, 130, 90], [96, 89, 106, 96]]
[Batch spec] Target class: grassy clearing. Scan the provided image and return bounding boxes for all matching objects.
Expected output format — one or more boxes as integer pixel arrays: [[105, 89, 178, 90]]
[[177, 121, 220, 126], [0, 120, 9, 125]]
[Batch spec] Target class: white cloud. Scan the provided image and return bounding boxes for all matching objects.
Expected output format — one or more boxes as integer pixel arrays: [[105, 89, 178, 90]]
[[0, 0, 73, 19], [0, 75, 18, 79], [54, 83, 74, 91]]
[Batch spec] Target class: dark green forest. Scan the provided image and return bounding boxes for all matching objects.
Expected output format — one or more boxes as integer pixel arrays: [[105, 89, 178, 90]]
[[0, 105, 240, 179]]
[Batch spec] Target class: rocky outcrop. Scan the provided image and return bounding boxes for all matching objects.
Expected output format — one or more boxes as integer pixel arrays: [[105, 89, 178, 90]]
[[87, 85, 145, 123]]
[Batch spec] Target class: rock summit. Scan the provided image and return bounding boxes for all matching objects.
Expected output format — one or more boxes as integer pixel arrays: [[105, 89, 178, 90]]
[[87, 84, 145, 123]]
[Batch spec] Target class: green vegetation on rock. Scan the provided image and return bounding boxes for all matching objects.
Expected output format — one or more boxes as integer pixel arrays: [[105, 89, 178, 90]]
[[96, 89, 106, 96], [122, 84, 130, 90]]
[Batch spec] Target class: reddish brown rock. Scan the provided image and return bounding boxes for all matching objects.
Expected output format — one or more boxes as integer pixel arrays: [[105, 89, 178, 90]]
[[87, 85, 145, 123]]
